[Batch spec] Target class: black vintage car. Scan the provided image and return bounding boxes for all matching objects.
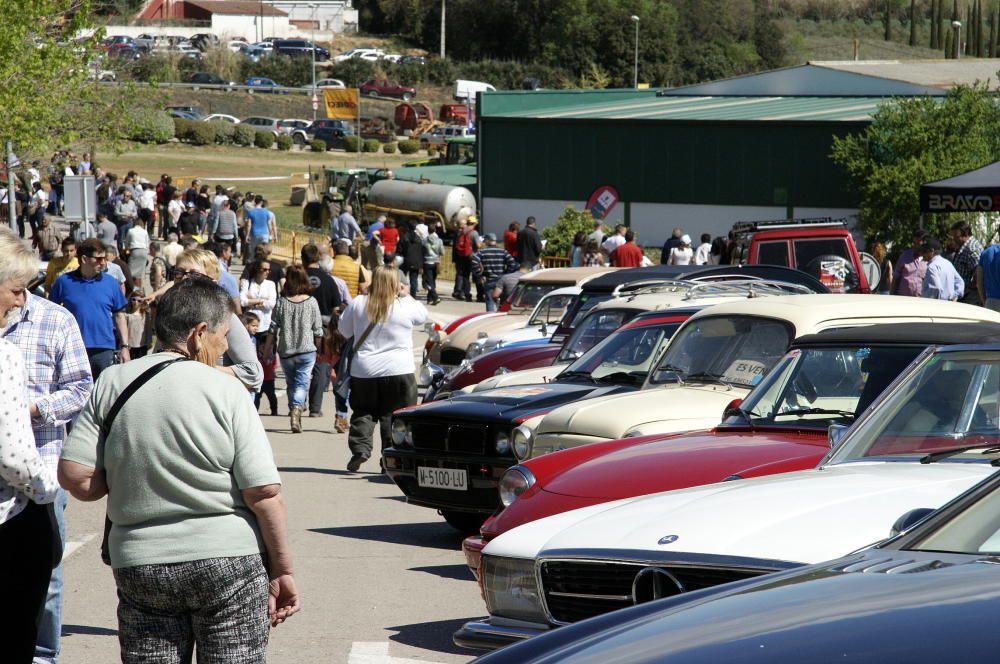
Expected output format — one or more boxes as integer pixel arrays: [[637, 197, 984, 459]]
[[473, 446, 1000, 664], [385, 308, 699, 533]]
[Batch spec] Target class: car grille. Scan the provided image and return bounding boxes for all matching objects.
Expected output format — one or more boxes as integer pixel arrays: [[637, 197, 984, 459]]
[[410, 421, 489, 456], [440, 348, 466, 367], [540, 560, 766, 624]]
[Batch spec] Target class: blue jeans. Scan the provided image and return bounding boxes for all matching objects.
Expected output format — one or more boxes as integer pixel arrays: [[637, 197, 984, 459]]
[[35, 488, 67, 663], [280, 352, 316, 409], [485, 280, 500, 311]]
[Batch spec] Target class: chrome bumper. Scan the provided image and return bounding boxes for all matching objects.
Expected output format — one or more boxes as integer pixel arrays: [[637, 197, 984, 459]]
[[453, 618, 548, 650]]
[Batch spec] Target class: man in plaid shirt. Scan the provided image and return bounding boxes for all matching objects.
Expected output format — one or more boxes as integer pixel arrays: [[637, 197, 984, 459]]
[[2, 291, 92, 664], [950, 220, 984, 304]]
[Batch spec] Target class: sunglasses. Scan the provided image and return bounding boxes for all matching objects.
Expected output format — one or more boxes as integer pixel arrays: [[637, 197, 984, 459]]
[[171, 268, 210, 280]]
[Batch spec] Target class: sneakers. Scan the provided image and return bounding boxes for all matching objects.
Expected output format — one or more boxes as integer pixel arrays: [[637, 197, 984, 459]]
[[290, 406, 303, 433], [335, 415, 349, 433], [347, 454, 367, 472]]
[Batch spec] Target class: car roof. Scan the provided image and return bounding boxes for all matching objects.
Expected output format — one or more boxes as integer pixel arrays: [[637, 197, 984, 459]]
[[592, 280, 804, 312], [518, 266, 617, 285], [579, 264, 827, 293], [794, 321, 1000, 347], [687, 294, 1000, 335], [627, 307, 703, 324]]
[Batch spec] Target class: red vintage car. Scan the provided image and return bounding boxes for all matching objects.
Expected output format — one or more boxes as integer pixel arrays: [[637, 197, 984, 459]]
[[461, 322, 999, 578], [422, 340, 560, 401]]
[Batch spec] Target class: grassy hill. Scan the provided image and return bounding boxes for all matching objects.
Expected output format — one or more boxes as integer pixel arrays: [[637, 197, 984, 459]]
[[781, 16, 969, 62]]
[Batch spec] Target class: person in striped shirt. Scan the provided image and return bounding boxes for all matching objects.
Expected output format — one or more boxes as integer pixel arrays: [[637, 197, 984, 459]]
[[472, 233, 518, 311]]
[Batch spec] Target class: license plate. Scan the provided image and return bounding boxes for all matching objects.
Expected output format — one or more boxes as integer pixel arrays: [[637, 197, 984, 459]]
[[417, 466, 468, 491]]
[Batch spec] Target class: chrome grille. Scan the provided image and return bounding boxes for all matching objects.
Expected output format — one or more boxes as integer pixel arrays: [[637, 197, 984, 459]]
[[540, 560, 766, 624], [410, 421, 488, 455]]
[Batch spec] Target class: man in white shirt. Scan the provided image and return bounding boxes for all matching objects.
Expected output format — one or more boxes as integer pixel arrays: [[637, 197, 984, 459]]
[[694, 233, 713, 265], [601, 224, 626, 256], [162, 232, 184, 267], [921, 237, 964, 301]]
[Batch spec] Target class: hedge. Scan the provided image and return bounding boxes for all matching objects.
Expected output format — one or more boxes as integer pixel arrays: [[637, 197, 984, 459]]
[[342, 135, 361, 152], [382, 142, 397, 154], [233, 124, 256, 146], [189, 122, 216, 146], [362, 138, 380, 153], [130, 110, 175, 144], [254, 130, 275, 149], [398, 140, 421, 154], [310, 139, 327, 152], [212, 121, 236, 145], [276, 134, 293, 151], [173, 117, 195, 141]]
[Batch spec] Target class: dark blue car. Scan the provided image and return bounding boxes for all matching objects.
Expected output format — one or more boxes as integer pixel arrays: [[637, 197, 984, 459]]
[[245, 77, 286, 94], [473, 453, 1000, 663]]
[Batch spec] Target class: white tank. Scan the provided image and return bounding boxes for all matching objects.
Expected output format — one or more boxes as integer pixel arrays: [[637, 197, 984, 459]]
[[366, 180, 476, 229]]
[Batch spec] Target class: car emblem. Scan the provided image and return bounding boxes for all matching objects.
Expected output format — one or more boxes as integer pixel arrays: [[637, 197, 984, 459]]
[[631, 566, 685, 605], [658, 534, 679, 545]]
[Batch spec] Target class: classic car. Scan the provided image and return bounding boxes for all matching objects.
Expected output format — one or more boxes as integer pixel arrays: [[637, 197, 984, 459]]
[[424, 267, 615, 373], [360, 78, 417, 100], [526, 295, 1000, 457], [467, 335, 1000, 647], [472, 451, 1000, 664], [458, 322, 1000, 605], [464, 286, 580, 361], [421, 339, 557, 402]]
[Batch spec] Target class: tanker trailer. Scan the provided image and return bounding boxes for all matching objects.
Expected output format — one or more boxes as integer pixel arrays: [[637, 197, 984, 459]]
[[364, 180, 475, 231]]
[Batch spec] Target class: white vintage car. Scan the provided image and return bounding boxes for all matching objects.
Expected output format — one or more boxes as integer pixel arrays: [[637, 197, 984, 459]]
[[464, 286, 580, 361], [469, 338, 1000, 646], [523, 295, 1000, 457]]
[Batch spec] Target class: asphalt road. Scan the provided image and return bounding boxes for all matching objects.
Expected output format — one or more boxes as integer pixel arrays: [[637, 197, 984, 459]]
[[59, 293, 491, 664]]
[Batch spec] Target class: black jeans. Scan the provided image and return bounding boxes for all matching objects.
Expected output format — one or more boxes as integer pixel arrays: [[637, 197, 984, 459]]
[[347, 373, 418, 460], [87, 348, 117, 382], [255, 380, 278, 414], [454, 255, 472, 299], [309, 360, 330, 415], [407, 267, 420, 298], [0, 501, 58, 664], [424, 263, 438, 302]]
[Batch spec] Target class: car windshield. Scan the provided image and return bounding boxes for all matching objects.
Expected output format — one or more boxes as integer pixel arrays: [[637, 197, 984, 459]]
[[725, 345, 925, 429], [556, 309, 634, 363], [910, 480, 1000, 555], [527, 293, 577, 327], [557, 321, 682, 385], [829, 350, 1000, 464], [649, 315, 792, 387], [509, 283, 562, 310]]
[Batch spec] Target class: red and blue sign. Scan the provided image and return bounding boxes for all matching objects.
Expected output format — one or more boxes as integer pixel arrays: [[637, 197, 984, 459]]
[[586, 185, 620, 220]]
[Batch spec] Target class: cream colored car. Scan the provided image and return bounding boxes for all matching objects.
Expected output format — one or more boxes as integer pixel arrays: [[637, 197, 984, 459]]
[[425, 267, 615, 372], [518, 294, 1000, 459]]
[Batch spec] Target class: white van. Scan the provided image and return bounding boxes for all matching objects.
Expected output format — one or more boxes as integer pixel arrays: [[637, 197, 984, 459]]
[[454, 79, 495, 100]]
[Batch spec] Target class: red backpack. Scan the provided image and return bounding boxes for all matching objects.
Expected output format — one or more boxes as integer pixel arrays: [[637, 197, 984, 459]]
[[455, 230, 472, 257]]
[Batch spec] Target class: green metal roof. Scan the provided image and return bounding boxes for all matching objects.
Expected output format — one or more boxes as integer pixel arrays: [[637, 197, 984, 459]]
[[392, 164, 477, 189], [483, 94, 888, 122]]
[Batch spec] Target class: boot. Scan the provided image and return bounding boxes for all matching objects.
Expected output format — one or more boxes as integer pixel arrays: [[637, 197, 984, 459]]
[[290, 406, 303, 433]]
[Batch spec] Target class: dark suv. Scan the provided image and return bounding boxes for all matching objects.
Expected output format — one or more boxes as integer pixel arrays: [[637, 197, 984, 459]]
[[271, 39, 329, 59], [290, 119, 353, 145], [187, 72, 233, 89]]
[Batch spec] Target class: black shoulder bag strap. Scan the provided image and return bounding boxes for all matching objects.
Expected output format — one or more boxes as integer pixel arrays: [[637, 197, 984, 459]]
[[99, 356, 189, 565]]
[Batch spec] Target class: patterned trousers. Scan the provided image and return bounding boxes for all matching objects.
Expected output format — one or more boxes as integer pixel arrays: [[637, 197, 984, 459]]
[[114, 554, 269, 664]]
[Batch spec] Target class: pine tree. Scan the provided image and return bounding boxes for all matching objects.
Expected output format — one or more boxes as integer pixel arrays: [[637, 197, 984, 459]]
[[910, 0, 918, 45], [931, 0, 939, 48], [990, 1, 997, 57], [946, 20, 954, 56], [885, 0, 893, 40]]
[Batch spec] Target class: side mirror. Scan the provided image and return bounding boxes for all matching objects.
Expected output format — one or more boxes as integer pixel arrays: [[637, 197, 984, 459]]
[[828, 424, 849, 448], [540, 322, 548, 337], [723, 398, 743, 419], [418, 362, 445, 388], [890, 507, 935, 537]]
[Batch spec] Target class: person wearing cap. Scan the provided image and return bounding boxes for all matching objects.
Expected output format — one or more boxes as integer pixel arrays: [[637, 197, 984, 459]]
[[515, 216, 543, 270], [178, 201, 200, 238], [921, 236, 964, 301], [472, 233, 518, 311], [668, 233, 694, 266]]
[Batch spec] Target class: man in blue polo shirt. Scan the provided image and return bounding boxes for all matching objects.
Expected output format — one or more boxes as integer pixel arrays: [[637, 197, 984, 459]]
[[246, 195, 272, 259], [978, 242, 1000, 312], [49, 238, 130, 379]]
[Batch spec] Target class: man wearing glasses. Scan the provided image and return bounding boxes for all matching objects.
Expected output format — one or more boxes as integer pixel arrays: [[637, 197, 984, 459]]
[[49, 239, 130, 379]]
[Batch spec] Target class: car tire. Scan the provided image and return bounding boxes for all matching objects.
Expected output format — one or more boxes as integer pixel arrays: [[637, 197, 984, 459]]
[[441, 510, 485, 534], [293, 133, 305, 145], [368, 89, 379, 98]]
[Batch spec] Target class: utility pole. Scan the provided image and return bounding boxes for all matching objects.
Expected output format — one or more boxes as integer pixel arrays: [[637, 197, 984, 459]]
[[631, 15, 640, 88], [5, 142, 15, 232], [439, 0, 446, 58], [310, 3, 317, 121]]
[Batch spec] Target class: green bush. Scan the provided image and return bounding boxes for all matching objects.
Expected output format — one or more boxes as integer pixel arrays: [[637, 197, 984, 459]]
[[254, 130, 275, 149], [310, 138, 327, 152], [541, 206, 606, 257], [426, 147, 439, 157], [212, 121, 236, 145], [327, 58, 377, 87], [342, 135, 361, 152], [276, 134, 293, 151], [239, 54, 312, 88], [189, 121, 216, 146], [398, 139, 421, 154], [362, 138, 380, 153], [233, 124, 255, 146], [382, 142, 397, 154], [130, 110, 175, 144], [173, 117, 194, 141]]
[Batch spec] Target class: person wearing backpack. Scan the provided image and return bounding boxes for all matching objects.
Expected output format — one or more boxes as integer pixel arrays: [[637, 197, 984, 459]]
[[453, 217, 478, 302]]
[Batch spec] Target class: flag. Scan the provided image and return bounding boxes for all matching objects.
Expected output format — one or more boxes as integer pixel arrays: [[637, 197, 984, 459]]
[[324, 88, 359, 120]]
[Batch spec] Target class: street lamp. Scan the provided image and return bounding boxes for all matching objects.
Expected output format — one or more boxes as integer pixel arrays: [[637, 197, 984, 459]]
[[310, 3, 318, 120], [631, 15, 640, 88], [952, 20, 962, 59]]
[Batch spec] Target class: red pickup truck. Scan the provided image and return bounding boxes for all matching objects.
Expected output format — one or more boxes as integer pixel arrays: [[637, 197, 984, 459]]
[[733, 218, 878, 293], [360, 79, 416, 101]]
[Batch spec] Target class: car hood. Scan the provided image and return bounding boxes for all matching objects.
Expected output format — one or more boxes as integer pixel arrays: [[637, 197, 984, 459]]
[[485, 462, 995, 565], [404, 381, 637, 421], [446, 315, 529, 350], [481, 551, 1000, 664], [534, 384, 742, 441], [474, 364, 570, 392], [541, 429, 827, 500]]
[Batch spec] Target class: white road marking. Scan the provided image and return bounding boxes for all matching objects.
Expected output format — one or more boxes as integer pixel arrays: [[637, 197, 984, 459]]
[[347, 641, 449, 664], [62, 533, 96, 561]]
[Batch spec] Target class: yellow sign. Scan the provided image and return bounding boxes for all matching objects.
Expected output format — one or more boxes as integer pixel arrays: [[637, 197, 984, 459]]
[[324, 88, 359, 119]]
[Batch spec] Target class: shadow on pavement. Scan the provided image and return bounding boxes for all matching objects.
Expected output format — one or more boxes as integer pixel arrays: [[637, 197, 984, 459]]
[[363, 473, 394, 485], [278, 466, 356, 476], [409, 564, 476, 582], [310, 522, 464, 550], [387, 617, 480, 656], [376, 494, 407, 502], [63, 624, 118, 637]]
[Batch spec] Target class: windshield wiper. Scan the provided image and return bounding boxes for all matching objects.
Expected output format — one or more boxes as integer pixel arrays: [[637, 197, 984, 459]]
[[557, 370, 599, 384], [773, 407, 855, 419], [920, 445, 1000, 464], [656, 364, 687, 384], [596, 370, 647, 385], [681, 371, 730, 386]]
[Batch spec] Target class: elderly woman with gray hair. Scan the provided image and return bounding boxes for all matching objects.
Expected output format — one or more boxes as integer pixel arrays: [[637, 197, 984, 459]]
[[59, 279, 299, 663]]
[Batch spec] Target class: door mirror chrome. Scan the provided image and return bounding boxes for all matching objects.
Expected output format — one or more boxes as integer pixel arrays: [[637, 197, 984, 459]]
[[828, 424, 849, 448], [890, 507, 935, 537]]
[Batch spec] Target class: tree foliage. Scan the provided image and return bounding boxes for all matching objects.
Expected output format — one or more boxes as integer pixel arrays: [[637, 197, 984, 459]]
[[541, 206, 602, 257], [830, 83, 1000, 247]]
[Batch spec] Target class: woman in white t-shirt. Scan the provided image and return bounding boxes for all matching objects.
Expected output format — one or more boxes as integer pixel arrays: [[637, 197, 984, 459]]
[[124, 218, 151, 288], [669, 234, 694, 266], [339, 265, 427, 472]]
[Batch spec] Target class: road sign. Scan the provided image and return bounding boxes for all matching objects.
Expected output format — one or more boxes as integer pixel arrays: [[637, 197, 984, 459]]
[[64, 175, 97, 224]]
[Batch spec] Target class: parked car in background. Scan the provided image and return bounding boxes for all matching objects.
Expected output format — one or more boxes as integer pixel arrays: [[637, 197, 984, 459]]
[[134, 33, 156, 50], [232, 42, 268, 62], [314, 78, 346, 88], [187, 72, 234, 89], [189, 33, 219, 51], [278, 119, 310, 135], [173, 44, 202, 60], [241, 116, 282, 136], [334, 47, 385, 62], [251, 40, 274, 54], [455, 79, 496, 100], [166, 106, 203, 120], [418, 125, 474, 148], [168, 110, 200, 120], [398, 55, 427, 65], [290, 118, 353, 145], [203, 114, 240, 124], [382, 53, 403, 63], [272, 39, 329, 59], [360, 79, 416, 101], [245, 77, 285, 93], [311, 126, 352, 150], [87, 60, 116, 82], [108, 43, 142, 60]]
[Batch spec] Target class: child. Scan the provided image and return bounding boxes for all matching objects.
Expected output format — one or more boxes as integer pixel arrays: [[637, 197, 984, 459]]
[[245, 312, 279, 416], [321, 310, 349, 433], [124, 289, 153, 358]]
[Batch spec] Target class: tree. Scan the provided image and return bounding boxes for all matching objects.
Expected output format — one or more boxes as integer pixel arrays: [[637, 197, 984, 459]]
[[909, 0, 918, 45], [831, 84, 1000, 247]]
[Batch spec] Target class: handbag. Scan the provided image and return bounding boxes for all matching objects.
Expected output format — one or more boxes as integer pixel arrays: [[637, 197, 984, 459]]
[[332, 321, 377, 400], [98, 356, 189, 565]]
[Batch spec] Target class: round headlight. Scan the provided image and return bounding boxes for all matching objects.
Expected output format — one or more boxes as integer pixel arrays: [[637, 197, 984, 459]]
[[498, 466, 535, 507], [418, 364, 434, 386], [512, 425, 533, 460], [428, 329, 441, 344], [467, 341, 484, 359], [391, 419, 408, 445], [495, 431, 511, 454]]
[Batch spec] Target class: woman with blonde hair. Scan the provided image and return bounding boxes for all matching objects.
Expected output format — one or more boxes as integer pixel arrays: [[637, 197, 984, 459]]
[[338, 265, 427, 471]]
